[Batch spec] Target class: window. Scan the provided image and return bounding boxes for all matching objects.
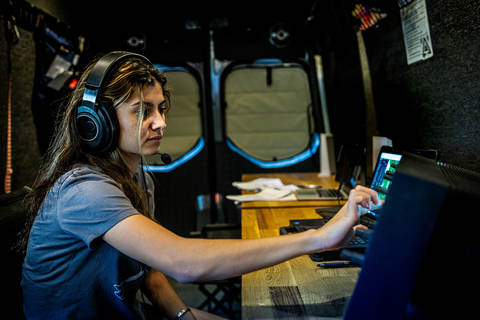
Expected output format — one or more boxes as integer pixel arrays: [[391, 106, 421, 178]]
[[145, 67, 204, 172], [223, 61, 318, 168]]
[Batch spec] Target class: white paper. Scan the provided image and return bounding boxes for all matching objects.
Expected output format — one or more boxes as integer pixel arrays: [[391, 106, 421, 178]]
[[232, 178, 299, 191], [400, 0, 433, 65], [226, 187, 296, 202]]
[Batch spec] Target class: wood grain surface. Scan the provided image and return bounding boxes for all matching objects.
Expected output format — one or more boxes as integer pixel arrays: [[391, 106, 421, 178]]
[[241, 206, 359, 319]]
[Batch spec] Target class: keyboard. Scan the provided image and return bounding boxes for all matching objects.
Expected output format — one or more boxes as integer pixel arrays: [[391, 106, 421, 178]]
[[280, 210, 378, 262], [359, 213, 377, 229], [317, 189, 342, 197]]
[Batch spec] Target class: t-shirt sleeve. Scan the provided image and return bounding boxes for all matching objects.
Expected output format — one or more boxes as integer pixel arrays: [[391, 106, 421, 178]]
[[57, 167, 140, 249]]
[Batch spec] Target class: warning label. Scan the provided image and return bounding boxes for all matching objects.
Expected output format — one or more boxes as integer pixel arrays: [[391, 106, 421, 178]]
[[400, 0, 434, 65]]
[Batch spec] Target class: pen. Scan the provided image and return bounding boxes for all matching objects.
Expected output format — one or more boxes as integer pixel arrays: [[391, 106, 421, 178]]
[[316, 262, 359, 268]]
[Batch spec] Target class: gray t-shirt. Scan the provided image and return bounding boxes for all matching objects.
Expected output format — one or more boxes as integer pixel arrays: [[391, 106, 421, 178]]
[[22, 164, 155, 319]]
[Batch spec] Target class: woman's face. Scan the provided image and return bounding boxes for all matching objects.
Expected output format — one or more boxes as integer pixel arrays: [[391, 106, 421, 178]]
[[116, 82, 167, 170]]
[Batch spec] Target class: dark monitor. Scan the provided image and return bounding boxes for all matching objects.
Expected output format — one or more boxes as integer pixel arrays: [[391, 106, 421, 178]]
[[335, 143, 364, 186], [344, 152, 479, 320]]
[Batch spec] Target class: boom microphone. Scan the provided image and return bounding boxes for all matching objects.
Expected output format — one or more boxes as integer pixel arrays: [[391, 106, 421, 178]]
[[159, 153, 172, 164]]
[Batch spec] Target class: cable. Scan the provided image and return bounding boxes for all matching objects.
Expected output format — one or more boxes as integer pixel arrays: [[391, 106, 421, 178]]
[[4, 42, 13, 193], [336, 183, 343, 206], [140, 158, 150, 214]]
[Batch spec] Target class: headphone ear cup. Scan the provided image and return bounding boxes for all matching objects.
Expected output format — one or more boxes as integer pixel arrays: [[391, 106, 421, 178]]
[[77, 106, 102, 150], [77, 102, 119, 153], [96, 102, 120, 153], [77, 52, 151, 154]]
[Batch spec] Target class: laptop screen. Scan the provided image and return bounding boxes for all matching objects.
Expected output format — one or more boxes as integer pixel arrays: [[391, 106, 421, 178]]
[[370, 151, 402, 201], [369, 147, 439, 201]]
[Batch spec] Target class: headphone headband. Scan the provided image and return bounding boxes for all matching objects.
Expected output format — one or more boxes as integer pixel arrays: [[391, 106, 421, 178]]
[[82, 51, 152, 111]]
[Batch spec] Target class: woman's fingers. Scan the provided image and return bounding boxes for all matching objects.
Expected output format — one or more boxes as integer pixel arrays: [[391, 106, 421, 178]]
[[351, 186, 381, 208], [354, 185, 381, 203]]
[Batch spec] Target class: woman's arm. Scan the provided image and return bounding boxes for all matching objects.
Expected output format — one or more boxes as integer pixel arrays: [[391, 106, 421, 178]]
[[103, 186, 378, 283]]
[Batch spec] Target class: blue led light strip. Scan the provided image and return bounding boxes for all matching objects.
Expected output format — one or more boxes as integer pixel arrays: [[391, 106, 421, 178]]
[[226, 132, 320, 169], [144, 137, 205, 173]]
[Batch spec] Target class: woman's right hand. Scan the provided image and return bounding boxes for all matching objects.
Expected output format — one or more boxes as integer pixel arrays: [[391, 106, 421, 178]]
[[311, 185, 380, 253]]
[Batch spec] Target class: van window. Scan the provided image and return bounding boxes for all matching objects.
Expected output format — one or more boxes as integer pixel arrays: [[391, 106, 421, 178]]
[[145, 68, 204, 172], [224, 64, 316, 166]]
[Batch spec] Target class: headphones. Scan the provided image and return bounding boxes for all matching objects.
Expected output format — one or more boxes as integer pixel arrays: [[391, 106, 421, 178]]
[[76, 51, 152, 153]]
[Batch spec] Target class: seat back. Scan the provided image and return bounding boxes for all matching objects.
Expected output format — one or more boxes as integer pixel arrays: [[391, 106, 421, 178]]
[[0, 186, 30, 319]]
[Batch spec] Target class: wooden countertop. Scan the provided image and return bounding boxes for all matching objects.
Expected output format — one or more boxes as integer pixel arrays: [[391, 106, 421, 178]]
[[241, 206, 359, 319]]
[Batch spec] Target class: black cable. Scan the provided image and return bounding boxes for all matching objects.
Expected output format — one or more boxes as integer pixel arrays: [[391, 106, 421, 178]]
[[140, 158, 149, 206], [337, 183, 343, 206]]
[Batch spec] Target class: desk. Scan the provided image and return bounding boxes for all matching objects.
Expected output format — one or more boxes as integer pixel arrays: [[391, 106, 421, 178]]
[[240, 173, 346, 209], [242, 207, 360, 320], [241, 206, 359, 319]]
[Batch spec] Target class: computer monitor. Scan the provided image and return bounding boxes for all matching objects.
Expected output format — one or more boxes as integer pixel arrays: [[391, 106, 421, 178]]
[[343, 152, 479, 319], [369, 147, 403, 200], [370, 146, 439, 200]]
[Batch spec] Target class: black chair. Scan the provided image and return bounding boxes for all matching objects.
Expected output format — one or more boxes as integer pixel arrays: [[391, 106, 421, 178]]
[[0, 186, 30, 318], [190, 193, 241, 319], [190, 193, 241, 240]]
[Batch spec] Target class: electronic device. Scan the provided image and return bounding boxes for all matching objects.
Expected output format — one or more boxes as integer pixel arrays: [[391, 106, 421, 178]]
[[294, 186, 349, 200], [368, 146, 403, 200], [294, 144, 363, 201], [279, 210, 376, 261], [158, 153, 172, 164], [370, 146, 439, 200], [76, 51, 152, 153], [286, 146, 439, 262], [343, 152, 478, 319]]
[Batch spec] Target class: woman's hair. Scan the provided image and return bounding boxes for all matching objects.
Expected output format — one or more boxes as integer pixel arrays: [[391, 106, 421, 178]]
[[16, 53, 171, 257]]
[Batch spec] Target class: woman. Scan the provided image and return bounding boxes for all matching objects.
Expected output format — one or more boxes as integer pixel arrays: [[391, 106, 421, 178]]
[[19, 52, 379, 319]]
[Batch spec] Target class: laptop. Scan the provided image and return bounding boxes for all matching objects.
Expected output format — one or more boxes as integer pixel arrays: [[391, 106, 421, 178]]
[[294, 144, 361, 201], [370, 146, 439, 200], [283, 146, 439, 261], [369, 147, 403, 200]]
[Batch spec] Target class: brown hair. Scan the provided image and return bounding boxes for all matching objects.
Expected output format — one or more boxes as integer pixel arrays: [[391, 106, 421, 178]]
[[16, 53, 171, 257]]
